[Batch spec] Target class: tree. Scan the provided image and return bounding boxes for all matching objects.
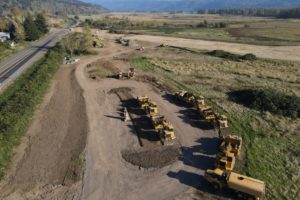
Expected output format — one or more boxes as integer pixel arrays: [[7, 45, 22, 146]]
[[8, 22, 22, 41], [35, 13, 48, 35], [23, 15, 40, 41]]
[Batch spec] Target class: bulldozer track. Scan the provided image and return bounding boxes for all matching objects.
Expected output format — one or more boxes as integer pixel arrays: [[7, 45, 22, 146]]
[[113, 89, 162, 147]]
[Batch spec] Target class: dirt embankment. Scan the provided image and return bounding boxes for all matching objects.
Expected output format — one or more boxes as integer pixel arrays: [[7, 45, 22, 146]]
[[0, 65, 88, 200]]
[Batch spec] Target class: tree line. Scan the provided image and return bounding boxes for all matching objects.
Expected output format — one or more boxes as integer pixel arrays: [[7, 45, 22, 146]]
[[198, 7, 300, 19], [0, 12, 48, 42]]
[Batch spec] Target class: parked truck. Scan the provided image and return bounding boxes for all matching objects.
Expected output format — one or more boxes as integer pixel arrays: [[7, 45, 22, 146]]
[[205, 168, 265, 200]]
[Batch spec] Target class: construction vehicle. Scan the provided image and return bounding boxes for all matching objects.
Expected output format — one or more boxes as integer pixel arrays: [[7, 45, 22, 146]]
[[174, 90, 197, 105], [150, 114, 176, 143], [198, 106, 216, 121], [150, 114, 165, 131], [220, 135, 242, 157], [161, 123, 176, 142], [174, 90, 188, 101], [145, 101, 159, 114], [205, 168, 265, 200], [215, 151, 236, 171], [117, 68, 135, 79], [137, 96, 150, 110], [215, 114, 229, 129]]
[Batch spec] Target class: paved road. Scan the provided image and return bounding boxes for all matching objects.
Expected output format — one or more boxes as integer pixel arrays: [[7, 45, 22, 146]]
[[0, 28, 70, 88]]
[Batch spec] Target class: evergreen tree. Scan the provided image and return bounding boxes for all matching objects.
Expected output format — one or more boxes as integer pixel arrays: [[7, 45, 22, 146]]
[[8, 22, 22, 41], [23, 15, 39, 41], [35, 13, 48, 35]]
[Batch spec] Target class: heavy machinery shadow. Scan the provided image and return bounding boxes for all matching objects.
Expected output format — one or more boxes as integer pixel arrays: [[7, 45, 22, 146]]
[[167, 170, 233, 199], [121, 98, 161, 146], [162, 93, 214, 130], [178, 137, 219, 170], [104, 115, 124, 120]]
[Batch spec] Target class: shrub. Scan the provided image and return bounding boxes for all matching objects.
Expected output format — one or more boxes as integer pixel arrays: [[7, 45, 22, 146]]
[[241, 53, 257, 61], [228, 89, 300, 118], [207, 50, 257, 61]]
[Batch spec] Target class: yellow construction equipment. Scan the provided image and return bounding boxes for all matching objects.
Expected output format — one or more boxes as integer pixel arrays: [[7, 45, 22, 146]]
[[198, 106, 216, 121], [117, 68, 135, 79], [215, 151, 236, 171], [220, 135, 242, 157], [150, 114, 176, 143], [137, 96, 150, 109], [215, 114, 229, 129], [205, 168, 265, 200], [150, 114, 165, 131], [174, 90, 197, 105], [145, 101, 159, 114], [161, 123, 176, 142]]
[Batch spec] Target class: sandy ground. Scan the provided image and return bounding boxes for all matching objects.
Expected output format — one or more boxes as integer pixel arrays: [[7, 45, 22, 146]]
[[74, 37, 231, 200], [0, 65, 87, 199], [124, 34, 300, 61]]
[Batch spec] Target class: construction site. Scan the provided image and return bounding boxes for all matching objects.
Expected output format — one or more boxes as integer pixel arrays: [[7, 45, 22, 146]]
[[1, 18, 300, 200]]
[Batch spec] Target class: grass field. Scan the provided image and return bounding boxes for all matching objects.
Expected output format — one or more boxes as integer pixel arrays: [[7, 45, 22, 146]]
[[81, 13, 300, 46], [130, 46, 300, 200]]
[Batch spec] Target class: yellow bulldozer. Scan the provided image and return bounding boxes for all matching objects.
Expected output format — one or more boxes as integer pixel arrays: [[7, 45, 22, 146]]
[[215, 114, 229, 129], [198, 106, 216, 121], [150, 114, 176, 143], [205, 168, 265, 200], [137, 96, 150, 110], [150, 114, 165, 131], [220, 135, 243, 157], [145, 101, 159, 114], [215, 151, 236, 171], [174, 90, 197, 105]]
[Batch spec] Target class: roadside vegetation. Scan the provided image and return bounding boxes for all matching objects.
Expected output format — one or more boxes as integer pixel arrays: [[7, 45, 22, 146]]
[[80, 13, 300, 46], [0, 45, 64, 179], [130, 47, 300, 200]]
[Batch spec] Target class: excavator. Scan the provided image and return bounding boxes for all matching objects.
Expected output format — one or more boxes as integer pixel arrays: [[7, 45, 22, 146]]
[[145, 101, 159, 114], [205, 168, 265, 200]]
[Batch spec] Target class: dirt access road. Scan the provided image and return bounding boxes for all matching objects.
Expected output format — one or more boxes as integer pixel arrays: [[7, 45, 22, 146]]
[[126, 34, 300, 61], [0, 64, 87, 200]]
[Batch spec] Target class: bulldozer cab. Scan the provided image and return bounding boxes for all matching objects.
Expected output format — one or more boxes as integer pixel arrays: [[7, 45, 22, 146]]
[[216, 152, 236, 171]]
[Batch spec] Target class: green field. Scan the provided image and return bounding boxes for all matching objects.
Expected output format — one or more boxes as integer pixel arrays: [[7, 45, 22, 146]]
[[82, 13, 300, 46], [130, 46, 300, 200]]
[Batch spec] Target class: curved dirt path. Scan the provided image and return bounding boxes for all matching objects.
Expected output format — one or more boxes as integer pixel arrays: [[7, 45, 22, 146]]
[[75, 41, 230, 200], [126, 34, 300, 61]]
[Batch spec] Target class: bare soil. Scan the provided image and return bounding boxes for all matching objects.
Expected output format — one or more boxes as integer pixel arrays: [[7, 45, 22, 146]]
[[125, 33, 300, 61], [0, 65, 88, 199], [122, 145, 182, 169]]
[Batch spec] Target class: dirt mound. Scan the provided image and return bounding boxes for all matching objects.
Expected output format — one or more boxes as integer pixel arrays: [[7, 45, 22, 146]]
[[109, 87, 133, 94], [121, 145, 182, 168]]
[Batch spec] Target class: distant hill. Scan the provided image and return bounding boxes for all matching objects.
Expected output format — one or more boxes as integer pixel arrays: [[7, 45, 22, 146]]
[[83, 0, 300, 12], [0, 0, 107, 16]]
